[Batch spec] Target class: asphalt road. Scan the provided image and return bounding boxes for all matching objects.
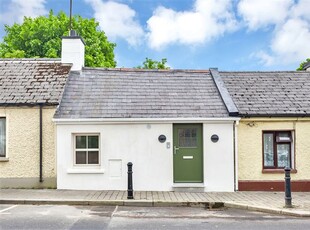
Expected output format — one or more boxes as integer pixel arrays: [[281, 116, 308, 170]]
[[0, 204, 309, 230]]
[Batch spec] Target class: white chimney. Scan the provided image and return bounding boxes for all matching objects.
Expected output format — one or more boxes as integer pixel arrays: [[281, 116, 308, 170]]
[[61, 33, 85, 71]]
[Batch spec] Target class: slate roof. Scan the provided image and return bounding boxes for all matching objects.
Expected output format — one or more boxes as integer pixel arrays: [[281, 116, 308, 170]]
[[54, 68, 229, 119], [0, 59, 72, 105], [220, 71, 310, 117]]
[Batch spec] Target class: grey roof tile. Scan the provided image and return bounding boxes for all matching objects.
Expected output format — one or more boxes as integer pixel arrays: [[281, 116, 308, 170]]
[[55, 68, 229, 119], [0, 59, 71, 105], [220, 71, 310, 116]]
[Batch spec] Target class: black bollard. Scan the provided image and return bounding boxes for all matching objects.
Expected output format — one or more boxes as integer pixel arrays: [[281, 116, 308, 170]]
[[127, 162, 134, 199], [284, 167, 292, 208]]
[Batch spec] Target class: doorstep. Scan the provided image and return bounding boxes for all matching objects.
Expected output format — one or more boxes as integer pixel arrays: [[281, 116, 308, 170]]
[[172, 183, 205, 192]]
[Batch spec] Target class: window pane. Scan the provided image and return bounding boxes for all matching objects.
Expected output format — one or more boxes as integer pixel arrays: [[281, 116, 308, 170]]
[[76, 136, 86, 149], [76, 151, 87, 164], [0, 118, 6, 157], [277, 144, 290, 167], [178, 128, 197, 147], [88, 136, 99, 148], [279, 132, 290, 137], [264, 133, 274, 167], [88, 151, 99, 164]]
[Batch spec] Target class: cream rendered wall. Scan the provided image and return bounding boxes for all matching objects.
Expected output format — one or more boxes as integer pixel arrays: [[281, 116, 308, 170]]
[[0, 107, 57, 188], [56, 121, 236, 191], [238, 118, 310, 181]]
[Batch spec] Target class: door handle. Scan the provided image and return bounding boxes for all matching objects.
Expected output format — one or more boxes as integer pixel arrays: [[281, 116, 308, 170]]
[[174, 146, 179, 155]]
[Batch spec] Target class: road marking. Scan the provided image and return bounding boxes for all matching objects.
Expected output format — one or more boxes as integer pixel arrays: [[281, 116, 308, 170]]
[[0, 205, 18, 213], [112, 205, 118, 217]]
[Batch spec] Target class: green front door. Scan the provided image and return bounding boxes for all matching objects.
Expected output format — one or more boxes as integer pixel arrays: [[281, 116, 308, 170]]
[[173, 124, 203, 183]]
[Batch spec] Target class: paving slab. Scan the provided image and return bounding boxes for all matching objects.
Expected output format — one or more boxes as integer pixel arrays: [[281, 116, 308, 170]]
[[0, 189, 309, 217]]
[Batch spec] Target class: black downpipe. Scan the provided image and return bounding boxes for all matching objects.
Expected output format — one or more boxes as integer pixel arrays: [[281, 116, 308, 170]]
[[39, 104, 43, 183], [233, 121, 236, 191]]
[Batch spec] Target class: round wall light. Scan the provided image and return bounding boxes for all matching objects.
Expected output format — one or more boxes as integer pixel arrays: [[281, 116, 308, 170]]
[[211, 134, 219, 143], [158, 135, 167, 143]]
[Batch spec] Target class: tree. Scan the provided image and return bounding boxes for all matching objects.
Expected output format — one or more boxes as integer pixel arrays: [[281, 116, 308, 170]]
[[297, 58, 310, 71], [136, 58, 170, 69], [0, 11, 116, 67]]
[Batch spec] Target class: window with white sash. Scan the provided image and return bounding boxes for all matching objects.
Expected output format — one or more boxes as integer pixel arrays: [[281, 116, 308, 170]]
[[74, 134, 100, 165]]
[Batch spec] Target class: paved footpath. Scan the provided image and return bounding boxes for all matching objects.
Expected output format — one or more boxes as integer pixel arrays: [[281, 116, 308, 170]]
[[1, 189, 310, 217]]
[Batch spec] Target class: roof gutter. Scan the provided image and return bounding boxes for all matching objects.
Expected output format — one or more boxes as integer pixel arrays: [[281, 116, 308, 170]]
[[53, 117, 240, 125], [0, 103, 59, 107], [209, 68, 239, 117], [239, 114, 310, 118]]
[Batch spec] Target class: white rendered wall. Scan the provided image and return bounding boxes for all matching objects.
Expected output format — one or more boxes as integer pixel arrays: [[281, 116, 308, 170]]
[[203, 123, 235, 192], [61, 38, 84, 71], [57, 123, 173, 191], [56, 122, 235, 191]]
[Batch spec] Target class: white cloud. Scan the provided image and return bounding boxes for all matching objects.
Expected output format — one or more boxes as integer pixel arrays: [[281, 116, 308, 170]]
[[0, 0, 47, 25], [240, 0, 310, 66], [146, 0, 238, 50], [252, 51, 275, 66], [269, 18, 310, 64], [85, 0, 144, 46], [238, 0, 293, 30], [291, 0, 310, 21]]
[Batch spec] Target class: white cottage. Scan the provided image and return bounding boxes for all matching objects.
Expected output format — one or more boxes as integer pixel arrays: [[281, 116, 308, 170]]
[[54, 36, 240, 192]]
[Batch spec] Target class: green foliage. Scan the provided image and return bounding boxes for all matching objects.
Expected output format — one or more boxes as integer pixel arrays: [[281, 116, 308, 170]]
[[3, 50, 25, 58], [297, 58, 310, 71], [0, 11, 116, 67], [136, 57, 170, 69]]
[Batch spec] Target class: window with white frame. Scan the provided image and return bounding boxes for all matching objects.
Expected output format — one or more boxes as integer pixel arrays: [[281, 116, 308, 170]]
[[74, 134, 99, 165], [0, 118, 6, 157], [263, 131, 294, 169]]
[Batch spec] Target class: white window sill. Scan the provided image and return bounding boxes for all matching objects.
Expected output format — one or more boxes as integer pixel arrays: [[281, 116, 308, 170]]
[[67, 168, 105, 174], [0, 157, 9, 162]]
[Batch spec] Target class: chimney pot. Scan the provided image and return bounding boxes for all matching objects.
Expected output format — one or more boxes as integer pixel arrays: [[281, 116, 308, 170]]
[[69, 30, 77, 36]]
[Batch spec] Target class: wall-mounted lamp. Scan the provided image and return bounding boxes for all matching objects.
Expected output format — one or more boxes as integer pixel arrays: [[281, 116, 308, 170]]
[[158, 135, 166, 143], [211, 134, 219, 143]]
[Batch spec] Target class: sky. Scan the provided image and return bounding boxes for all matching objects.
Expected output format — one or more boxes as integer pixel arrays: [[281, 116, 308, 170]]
[[0, 0, 309, 71]]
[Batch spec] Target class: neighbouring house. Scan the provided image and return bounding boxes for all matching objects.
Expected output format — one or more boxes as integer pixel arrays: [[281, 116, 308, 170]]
[[0, 59, 71, 188], [213, 69, 310, 191], [303, 61, 310, 71], [53, 36, 240, 192]]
